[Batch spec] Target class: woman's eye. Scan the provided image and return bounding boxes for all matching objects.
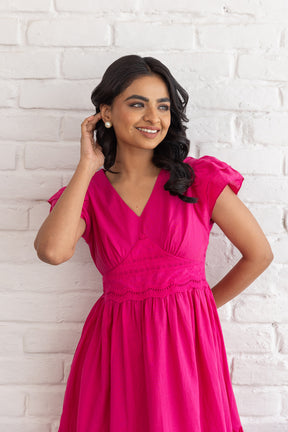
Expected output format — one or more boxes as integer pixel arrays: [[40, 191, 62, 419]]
[[130, 103, 144, 108], [159, 105, 170, 111]]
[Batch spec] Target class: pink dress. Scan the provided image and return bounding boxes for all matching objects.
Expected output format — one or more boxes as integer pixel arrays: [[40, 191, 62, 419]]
[[48, 155, 244, 432]]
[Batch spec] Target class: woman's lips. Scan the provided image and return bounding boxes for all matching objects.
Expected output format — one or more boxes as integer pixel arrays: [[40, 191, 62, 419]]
[[136, 127, 160, 138]]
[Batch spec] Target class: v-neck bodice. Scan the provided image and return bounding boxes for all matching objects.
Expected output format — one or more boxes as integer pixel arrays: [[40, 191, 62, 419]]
[[101, 167, 164, 218], [48, 155, 244, 277]]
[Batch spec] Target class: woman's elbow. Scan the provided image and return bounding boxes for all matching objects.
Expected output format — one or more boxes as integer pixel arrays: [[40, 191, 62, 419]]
[[247, 244, 274, 270], [35, 243, 73, 265], [261, 240, 274, 265], [263, 247, 274, 267]]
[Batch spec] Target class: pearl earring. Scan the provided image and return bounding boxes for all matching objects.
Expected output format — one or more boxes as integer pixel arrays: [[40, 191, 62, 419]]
[[105, 121, 112, 128]]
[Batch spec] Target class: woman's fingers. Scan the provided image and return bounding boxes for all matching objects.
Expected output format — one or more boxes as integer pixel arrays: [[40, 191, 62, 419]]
[[81, 113, 102, 133]]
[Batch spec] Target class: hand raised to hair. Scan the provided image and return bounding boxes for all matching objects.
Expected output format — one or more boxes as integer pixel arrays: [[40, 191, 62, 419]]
[[80, 113, 105, 171]]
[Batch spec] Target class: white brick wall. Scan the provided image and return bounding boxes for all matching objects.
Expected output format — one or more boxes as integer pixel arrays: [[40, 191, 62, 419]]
[[0, 2, 287, 431]]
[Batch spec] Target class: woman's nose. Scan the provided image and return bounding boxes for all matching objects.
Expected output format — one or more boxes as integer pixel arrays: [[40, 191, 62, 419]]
[[143, 106, 159, 123]]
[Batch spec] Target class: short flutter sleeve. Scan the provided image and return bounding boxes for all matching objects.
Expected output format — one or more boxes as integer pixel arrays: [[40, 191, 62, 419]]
[[47, 186, 92, 244], [187, 155, 244, 224]]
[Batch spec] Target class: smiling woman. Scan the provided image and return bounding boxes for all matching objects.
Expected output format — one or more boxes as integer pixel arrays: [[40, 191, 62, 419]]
[[91, 54, 198, 204], [34, 54, 273, 432]]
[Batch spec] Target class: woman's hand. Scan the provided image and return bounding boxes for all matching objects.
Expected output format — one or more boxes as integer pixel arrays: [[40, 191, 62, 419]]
[[80, 113, 105, 170]]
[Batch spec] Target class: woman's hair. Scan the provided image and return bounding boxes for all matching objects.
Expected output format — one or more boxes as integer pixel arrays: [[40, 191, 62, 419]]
[[91, 54, 197, 204]]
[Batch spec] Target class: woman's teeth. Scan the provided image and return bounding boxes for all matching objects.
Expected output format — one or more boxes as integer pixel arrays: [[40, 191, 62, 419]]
[[137, 128, 158, 134]]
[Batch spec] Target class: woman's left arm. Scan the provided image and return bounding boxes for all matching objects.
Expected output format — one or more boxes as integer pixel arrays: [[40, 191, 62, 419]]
[[211, 185, 274, 308]]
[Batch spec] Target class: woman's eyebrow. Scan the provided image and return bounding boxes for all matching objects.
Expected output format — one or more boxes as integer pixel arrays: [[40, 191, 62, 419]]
[[124, 94, 170, 103]]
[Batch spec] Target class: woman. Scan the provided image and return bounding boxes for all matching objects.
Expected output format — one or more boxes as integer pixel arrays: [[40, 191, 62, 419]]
[[34, 55, 273, 432]]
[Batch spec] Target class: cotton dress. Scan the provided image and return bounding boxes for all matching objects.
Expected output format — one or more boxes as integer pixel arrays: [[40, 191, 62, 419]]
[[48, 155, 245, 432]]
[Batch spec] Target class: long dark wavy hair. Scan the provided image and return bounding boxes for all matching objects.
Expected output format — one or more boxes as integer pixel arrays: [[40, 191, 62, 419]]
[[91, 55, 197, 204]]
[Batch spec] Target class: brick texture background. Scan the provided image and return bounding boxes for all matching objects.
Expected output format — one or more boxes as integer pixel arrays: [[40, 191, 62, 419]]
[[0, 1, 287, 431]]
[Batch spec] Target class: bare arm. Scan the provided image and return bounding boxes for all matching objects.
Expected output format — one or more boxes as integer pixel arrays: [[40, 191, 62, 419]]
[[34, 113, 104, 265], [210, 185, 273, 308]]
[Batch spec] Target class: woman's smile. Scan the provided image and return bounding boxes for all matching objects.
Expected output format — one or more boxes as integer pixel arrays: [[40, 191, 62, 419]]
[[136, 126, 161, 138]]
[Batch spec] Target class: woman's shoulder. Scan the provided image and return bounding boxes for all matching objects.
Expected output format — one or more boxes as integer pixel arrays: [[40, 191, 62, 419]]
[[184, 154, 230, 171], [183, 154, 242, 180], [183, 154, 244, 196]]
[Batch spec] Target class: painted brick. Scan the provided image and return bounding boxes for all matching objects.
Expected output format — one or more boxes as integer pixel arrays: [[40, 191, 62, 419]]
[[63, 49, 130, 79], [0, 232, 40, 263], [0, 0, 51, 11], [243, 176, 288, 203], [234, 294, 288, 323], [233, 357, 288, 385], [285, 149, 288, 175], [0, 329, 23, 355], [51, 421, 60, 432], [241, 263, 279, 295], [279, 86, 288, 110], [281, 391, 288, 416], [0, 292, 98, 322], [272, 236, 288, 264], [0, 143, 16, 169], [24, 328, 81, 353], [0, 205, 28, 230], [56, 0, 136, 11], [217, 302, 232, 321], [61, 114, 91, 141], [0, 423, 50, 432], [276, 325, 288, 353], [63, 358, 73, 383], [221, 323, 273, 353], [148, 52, 232, 81], [0, 17, 20, 45], [238, 53, 288, 81], [25, 142, 79, 169], [0, 80, 17, 107], [243, 424, 288, 432], [63, 50, 231, 81], [246, 205, 284, 235], [20, 80, 94, 110], [0, 358, 63, 384], [0, 49, 58, 79], [29, 202, 51, 230], [0, 262, 101, 293], [188, 83, 279, 111], [0, 173, 62, 200], [140, 0, 288, 16], [27, 19, 111, 47], [137, 0, 221, 12], [27, 390, 65, 416], [187, 115, 233, 143], [234, 387, 281, 416], [199, 145, 282, 175], [115, 22, 195, 50], [0, 389, 25, 416], [0, 112, 60, 141], [279, 267, 288, 293], [198, 24, 280, 50], [251, 114, 288, 146]]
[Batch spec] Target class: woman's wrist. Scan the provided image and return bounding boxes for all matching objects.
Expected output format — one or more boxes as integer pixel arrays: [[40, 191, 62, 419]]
[[77, 158, 102, 177]]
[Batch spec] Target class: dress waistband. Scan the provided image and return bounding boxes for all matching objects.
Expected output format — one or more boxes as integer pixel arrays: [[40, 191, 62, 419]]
[[102, 260, 208, 302]]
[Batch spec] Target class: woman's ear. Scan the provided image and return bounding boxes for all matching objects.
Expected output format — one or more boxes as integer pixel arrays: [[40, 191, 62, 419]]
[[99, 104, 112, 123]]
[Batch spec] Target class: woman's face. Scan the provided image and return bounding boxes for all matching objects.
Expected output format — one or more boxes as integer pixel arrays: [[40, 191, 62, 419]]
[[103, 74, 171, 152]]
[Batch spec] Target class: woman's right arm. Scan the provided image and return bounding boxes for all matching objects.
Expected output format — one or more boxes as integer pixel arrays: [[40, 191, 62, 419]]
[[34, 113, 104, 265]]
